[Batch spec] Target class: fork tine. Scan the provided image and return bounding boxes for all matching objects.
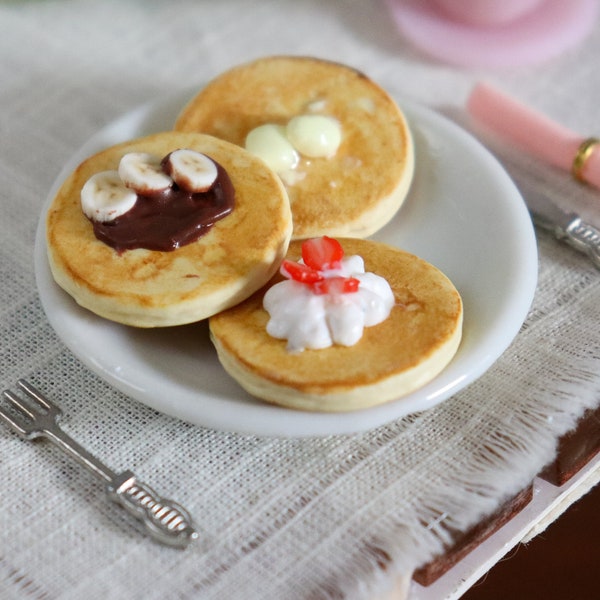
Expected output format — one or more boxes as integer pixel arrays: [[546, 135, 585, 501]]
[[0, 408, 28, 437], [0, 391, 35, 438], [2, 389, 36, 420], [17, 379, 61, 417]]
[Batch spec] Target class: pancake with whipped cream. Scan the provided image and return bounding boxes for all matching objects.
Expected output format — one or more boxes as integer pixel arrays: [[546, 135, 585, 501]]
[[209, 238, 463, 412], [174, 56, 414, 240], [46, 131, 292, 327]]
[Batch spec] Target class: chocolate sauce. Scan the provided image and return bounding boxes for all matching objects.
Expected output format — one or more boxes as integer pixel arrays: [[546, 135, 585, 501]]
[[92, 161, 234, 252]]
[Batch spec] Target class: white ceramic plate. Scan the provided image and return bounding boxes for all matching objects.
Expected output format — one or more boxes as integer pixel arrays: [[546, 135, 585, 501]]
[[34, 91, 538, 437]]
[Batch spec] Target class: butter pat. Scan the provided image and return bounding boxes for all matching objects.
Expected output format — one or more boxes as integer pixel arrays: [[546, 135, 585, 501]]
[[245, 124, 299, 173], [286, 115, 341, 158], [245, 114, 342, 181]]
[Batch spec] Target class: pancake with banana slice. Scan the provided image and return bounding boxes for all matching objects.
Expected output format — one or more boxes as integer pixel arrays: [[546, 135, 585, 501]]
[[46, 131, 292, 327], [209, 238, 463, 412], [175, 56, 414, 240]]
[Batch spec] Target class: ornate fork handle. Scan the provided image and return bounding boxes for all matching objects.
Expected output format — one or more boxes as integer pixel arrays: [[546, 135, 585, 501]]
[[108, 471, 197, 548], [564, 218, 600, 269], [0, 380, 198, 549]]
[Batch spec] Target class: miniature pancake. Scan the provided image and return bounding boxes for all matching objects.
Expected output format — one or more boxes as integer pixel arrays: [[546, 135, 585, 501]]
[[209, 238, 463, 412], [174, 56, 414, 240], [46, 131, 292, 327]]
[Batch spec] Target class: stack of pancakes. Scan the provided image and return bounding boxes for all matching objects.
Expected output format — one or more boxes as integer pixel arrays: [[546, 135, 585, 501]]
[[46, 56, 462, 412]]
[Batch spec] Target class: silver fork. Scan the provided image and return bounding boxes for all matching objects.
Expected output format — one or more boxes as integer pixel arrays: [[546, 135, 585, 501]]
[[0, 379, 198, 548]]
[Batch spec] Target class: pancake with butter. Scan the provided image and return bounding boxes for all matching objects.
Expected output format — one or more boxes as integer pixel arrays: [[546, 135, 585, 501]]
[[209, 238, 463, 412], [175, 56, 414, 240], [46, 131, 292, 327]]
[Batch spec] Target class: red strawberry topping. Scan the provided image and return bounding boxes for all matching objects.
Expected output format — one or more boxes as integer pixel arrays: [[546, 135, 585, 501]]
[[280, 237, 359, 295], [312, 276, 360, 295], [281, 259, 324, 283], [301, 236, 344, 270]]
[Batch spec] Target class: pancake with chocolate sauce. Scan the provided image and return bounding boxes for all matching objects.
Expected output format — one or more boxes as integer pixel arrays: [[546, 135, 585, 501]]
[[209, 238, 463, 412], [46, 131, 292, 327], [175, 56, 414, 240]]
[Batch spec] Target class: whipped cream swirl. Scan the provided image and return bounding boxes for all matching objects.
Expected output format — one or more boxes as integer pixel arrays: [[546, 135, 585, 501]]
[[263, 255, 394, 352]]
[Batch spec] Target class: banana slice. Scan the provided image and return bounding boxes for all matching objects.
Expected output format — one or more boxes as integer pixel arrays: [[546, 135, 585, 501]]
[[118, 152, 173, 194], [163, 149, 218, 192], [80, 171, 138, 222]]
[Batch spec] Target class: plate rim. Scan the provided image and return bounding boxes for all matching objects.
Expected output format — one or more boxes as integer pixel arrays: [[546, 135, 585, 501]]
[[34, 92, 538, 437]]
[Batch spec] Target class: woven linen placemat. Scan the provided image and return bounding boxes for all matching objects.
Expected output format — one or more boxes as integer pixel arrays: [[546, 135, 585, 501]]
[[1, 2, 599, 599]]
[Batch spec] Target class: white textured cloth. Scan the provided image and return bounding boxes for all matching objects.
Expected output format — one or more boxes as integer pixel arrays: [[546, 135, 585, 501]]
[[1, 2, 599, 599]]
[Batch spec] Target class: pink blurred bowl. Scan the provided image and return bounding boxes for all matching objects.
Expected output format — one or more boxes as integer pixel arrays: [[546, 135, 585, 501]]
[[432, 0, 545, 26]]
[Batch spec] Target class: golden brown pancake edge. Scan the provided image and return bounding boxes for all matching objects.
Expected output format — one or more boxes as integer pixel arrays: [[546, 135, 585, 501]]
[[175, 56, 415, 240], [209, 238, 463, 412], [46, 131, 293, 327]]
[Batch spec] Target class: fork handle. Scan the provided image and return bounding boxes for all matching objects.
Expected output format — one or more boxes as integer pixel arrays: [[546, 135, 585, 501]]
[[107, 471, 198, 548], [564, 217, 600, 269]]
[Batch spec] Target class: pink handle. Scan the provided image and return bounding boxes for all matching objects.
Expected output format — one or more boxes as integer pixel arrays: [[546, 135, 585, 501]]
[[467, 82, 600, 190]]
